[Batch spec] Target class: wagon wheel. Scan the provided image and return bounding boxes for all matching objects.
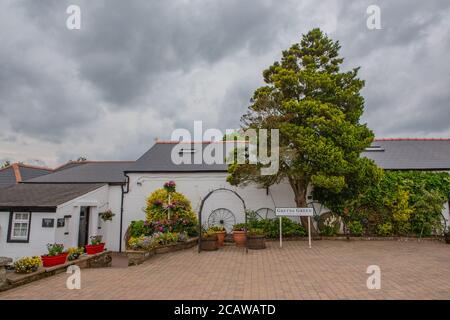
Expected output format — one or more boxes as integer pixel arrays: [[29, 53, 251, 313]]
[[256, 207, 276, 220], [208, 208, 236, 232]]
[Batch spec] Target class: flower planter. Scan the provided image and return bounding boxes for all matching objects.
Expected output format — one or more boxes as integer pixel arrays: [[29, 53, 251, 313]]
[[445, 233, 450, 244], [215, 231, 226, 247], [41, 252, 68, 267], [201, 237, 218, 251], [247, 235, 266, 250], [85, 243, 105, 255], [233, 231, 246, 247]]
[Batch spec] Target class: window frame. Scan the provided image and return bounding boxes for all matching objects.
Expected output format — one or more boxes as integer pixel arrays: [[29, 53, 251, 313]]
[[7, 211, 32, 243]]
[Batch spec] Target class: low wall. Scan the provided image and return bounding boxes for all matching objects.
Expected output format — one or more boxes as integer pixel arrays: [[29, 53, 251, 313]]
[[1, 251, 112, 292], [126, 237, 198, 266]]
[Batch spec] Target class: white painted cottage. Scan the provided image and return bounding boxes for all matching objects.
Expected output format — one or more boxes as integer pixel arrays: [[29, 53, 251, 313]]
[[1, 139, 450, 260]]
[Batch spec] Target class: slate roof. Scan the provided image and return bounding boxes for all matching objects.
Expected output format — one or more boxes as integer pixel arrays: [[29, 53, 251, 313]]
[[127, 139, 450, 173], [24, 161, 134, 185], [0, 164, 53, 188], [362, 139, 450, 170], [0, 183, 105, 211], [126, 142, 228, 172]]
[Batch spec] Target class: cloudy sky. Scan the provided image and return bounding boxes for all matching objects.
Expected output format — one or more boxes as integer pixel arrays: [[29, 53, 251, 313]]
[[1, 0, 449, 167]]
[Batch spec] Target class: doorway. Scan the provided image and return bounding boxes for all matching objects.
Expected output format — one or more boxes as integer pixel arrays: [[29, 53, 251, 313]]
[[78, 206, 90, 247]]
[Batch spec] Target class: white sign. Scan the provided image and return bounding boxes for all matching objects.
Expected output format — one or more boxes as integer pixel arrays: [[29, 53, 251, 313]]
[[276, 207, 313, 217], [276, 207, 313, 249]]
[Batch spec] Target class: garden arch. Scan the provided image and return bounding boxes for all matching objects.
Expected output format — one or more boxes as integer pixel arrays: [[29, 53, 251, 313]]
[[198, 187, 247, 253]]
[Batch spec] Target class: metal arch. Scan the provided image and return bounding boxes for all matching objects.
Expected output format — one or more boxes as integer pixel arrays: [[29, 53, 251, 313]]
[[198, 187, 247, 253]]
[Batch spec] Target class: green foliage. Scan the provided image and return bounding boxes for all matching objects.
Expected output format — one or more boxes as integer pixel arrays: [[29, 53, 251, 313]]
[[318, 214, 341, 236], [89, 235, 103, 245], [377, 222, 393, 236], [248, 228, 265, 236], [128, 220, 148, 238], [233, 223, 247, 231], [248, 218, 306, 238], [347, 220, 363, 236], [67, 247, 84, 261], [360, 171, 450, 236], [46, 243, 64, 256], [227, 28, 379, 232], [145, 186, 197, 224]]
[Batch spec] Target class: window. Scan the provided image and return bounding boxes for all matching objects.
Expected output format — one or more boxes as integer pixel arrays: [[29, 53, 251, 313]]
[[8, 212, 31, 243]]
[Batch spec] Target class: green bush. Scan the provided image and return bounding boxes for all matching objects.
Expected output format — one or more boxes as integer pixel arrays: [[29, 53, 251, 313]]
[[248, 218, 306, 238], [347, 220, 363, 236], [340, 171, 450, 236], [377, 222, 393, 236]]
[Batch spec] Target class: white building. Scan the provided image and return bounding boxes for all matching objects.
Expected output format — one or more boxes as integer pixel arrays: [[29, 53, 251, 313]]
[[1, 139, 450, 260]]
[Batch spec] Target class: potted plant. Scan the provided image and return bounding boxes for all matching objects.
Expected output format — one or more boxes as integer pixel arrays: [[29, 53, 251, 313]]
[[445, 227, 450, 244], [67, 247, 85, 261], [247, 228, 266, 250], [85, 235, 105, 254], [41, 243, 68, 267], [200, 228, 218, 251], [209, 225, 226, 247], [99, 209, 115, 222], [232, 223, 247, 247]]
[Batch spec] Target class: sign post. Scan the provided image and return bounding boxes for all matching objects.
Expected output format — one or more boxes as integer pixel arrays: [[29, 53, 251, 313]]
[[276, 207, 314, 249]]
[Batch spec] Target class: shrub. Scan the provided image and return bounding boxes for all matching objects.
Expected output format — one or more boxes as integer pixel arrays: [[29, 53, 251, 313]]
[[248, 218, 306, 238], [320, 215, 341, 236], [377, 222, 393, 236], [14, 256, 41, 273], [347, 220, 363, 236]]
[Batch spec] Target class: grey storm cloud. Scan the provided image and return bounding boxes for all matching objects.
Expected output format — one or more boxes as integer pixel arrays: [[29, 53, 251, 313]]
[[0, 0, 449, 166]]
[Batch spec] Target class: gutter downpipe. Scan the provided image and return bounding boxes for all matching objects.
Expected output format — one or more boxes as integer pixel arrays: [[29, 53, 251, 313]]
[[119, 173, 130, 252]]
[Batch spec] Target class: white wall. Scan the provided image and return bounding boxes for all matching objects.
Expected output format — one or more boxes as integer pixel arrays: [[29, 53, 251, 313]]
[[123, 172, 302, 249], [0, 184, 125, 260], [0, 211, 56, 260]]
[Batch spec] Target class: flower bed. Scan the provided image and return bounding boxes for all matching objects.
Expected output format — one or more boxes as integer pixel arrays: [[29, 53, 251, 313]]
[[125, 181, 200, 266]]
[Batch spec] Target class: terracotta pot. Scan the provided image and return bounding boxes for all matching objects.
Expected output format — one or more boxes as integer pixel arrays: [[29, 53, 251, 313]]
[[215, 231, 226, 247], [85, 243, 105, 254], [41, 252, 68, 267], [233, 230, 246, 247], [247, 234, 266, 250], [200, 237, 218, 251]]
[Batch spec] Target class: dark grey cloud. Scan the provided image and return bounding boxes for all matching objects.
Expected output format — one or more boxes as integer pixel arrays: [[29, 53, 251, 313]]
[[0, 0, 449, 166]]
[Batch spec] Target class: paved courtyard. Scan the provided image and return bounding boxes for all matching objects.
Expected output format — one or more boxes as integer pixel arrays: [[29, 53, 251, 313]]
[[1, 240, 450, 300]]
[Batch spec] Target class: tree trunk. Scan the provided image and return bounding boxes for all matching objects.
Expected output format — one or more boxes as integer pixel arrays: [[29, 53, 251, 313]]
[[290, 178, 318, 235]]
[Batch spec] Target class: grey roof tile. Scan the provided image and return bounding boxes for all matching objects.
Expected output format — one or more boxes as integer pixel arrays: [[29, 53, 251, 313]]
[[0, 183, 105, 210], [24, 161, 134, 184]]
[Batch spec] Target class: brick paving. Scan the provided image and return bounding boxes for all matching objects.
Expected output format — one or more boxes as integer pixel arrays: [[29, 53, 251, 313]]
[[1, 240, 450, 299]]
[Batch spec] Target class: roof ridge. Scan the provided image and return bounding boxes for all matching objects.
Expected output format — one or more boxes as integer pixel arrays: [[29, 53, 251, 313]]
[[12, 163, 22, 183]]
